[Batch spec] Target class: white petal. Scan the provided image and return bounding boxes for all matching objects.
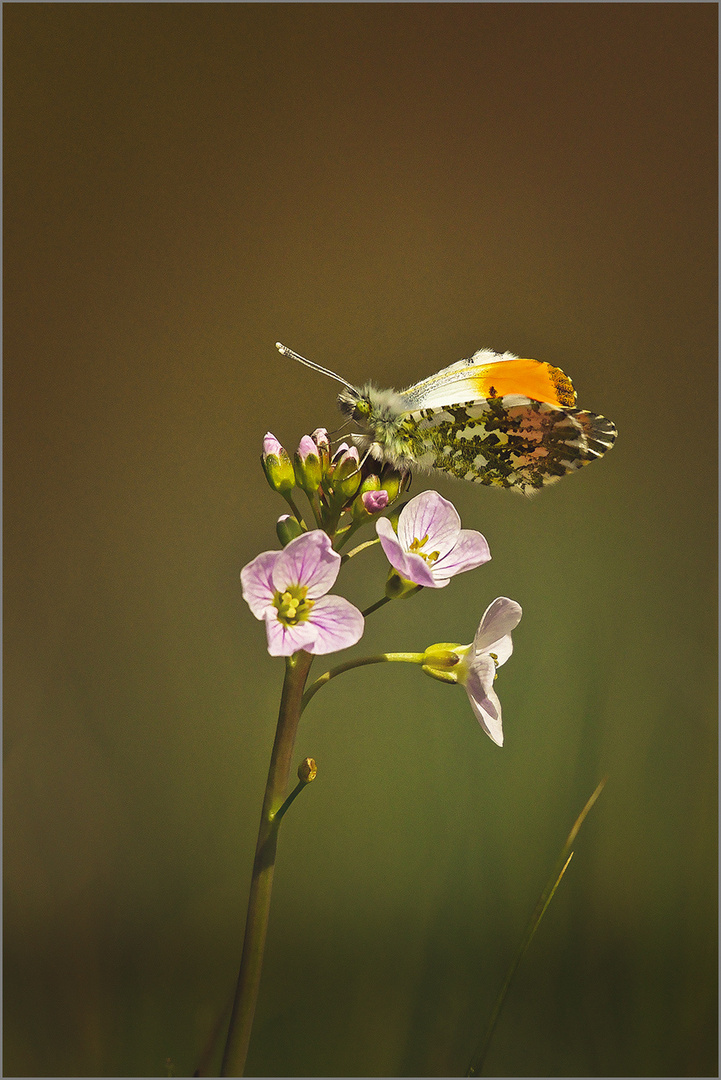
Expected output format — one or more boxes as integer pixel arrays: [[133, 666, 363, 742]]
[[432, 528, 491, 580], [473, 597, 522, 666], [376, 518, 438, 587], [468, 683, 504, 746]]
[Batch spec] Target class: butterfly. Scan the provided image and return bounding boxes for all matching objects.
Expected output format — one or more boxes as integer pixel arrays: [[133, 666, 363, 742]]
[[276, 342, 616, 495]]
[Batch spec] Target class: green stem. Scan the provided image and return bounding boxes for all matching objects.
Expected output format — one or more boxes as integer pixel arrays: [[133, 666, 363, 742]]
[[466, 776, 608, 1077], [362, 596, 392, 617], [341, 536, 380, 562], [273, 772, 314, 826], [333, 520, 361, 551], [306, 492, 324, 530], [301, 652, 425, 713], [220, 650, 314, 1077], [281, 493, 305, 528]]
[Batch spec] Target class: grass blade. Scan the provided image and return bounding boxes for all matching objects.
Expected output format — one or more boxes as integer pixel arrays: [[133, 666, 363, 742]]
[[466, 776, 608, 1077]]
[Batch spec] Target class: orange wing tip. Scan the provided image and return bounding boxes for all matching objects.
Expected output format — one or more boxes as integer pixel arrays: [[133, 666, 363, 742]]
[[546, 364, 576, 408], [471, 357, 577, 409]]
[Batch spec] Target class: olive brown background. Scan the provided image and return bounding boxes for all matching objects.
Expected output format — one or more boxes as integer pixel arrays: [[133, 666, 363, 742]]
[[4, 5, 717, 1077]]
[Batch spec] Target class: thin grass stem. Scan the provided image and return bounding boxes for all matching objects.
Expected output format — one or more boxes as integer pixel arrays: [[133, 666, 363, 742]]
[[466, 776, 608, 1077]]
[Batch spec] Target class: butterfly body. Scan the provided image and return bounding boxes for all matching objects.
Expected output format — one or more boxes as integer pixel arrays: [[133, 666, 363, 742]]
[[278, 343, 617, 495]]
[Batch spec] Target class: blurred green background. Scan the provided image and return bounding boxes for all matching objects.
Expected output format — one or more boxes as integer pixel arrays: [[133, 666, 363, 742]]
[[4, 5, 717, 1077]]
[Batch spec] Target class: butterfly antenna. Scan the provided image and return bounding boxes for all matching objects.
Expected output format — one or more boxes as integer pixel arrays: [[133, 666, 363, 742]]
[[276, 342, 357, 394], [327, 418, 353, 436]]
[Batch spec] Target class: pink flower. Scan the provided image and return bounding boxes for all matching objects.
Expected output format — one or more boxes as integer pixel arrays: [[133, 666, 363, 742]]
[[457, 597, 522, 746], [376, 490, 491, 588], [241, 531, 364, 656]]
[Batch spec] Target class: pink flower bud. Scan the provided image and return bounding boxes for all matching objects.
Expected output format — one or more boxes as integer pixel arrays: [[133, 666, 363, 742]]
[[311, 428, 330, 453], [361, 490, 389, 513], [296, 435, 319, 461], [262, 432, 285, 459]]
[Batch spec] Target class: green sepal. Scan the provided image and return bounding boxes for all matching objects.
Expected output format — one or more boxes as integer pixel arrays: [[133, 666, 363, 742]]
[[421, 643, 464, 684], [262, 449, 296, 494], [385, 570, 422, 600], [276, 515, 305, 546]]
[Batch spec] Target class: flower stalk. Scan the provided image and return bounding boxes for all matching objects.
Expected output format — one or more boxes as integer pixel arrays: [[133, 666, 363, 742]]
[[220, 649, 314, 1077], [231, 429, 528, 1075]]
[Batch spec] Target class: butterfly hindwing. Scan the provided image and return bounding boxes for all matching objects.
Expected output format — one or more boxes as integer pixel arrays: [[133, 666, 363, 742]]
[[406, 393, 616, 494]]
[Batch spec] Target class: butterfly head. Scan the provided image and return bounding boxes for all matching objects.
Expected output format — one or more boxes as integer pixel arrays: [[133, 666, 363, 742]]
[[337, 385, 363, 420]]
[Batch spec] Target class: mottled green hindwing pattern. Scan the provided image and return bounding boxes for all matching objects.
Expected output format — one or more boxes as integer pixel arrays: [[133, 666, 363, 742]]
[[404, 393, 616, 494]]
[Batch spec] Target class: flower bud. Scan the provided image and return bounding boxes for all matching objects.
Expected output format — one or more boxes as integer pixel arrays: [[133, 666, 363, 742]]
[[297, 757, 317, 783], [294, 435, 323, 494], [351, 477, 389, 522], [332, 446, 362, 499], [276, 514, 304, 546], [362, 489, 389, 514], [379, 468, 406, 504], [310, 428, 331, 469], [421, 642, 466, 684], [261, 432, 295, 494]]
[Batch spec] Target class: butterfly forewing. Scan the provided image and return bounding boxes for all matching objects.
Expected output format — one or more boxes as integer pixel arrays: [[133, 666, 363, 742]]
[[398, 351, 577, 411]]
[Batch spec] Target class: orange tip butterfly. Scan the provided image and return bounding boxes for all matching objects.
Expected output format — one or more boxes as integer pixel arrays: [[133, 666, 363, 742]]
[[276, 342, 616, 495]]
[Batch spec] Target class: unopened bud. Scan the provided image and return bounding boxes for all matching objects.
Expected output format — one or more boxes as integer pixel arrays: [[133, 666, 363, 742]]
[[294, 435, 323, 494], [261, 432, 295, 494], [362, 489, 389, 513], [276, 514, 304, 546], [352, 477, 390, 522], [332, 447, 362, 499], [297, 757, 317, 783], [310, 428, 331, 468], [379, 469, 406, 504]]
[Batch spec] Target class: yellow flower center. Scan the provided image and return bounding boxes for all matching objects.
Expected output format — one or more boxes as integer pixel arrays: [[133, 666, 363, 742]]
[[408, 533, 441, 565], [273, 584, 314, 627]]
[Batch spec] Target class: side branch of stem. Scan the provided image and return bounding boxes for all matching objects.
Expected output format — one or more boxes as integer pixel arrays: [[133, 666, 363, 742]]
[[301, 652, 426, 712]]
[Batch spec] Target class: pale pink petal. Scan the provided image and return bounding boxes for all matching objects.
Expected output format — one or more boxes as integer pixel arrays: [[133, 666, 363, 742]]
[[305, 596, 364, 654], [376, 518, 439, 587], [262, 432, 284, 457], [400, 552, 445, 588], [474, 598, 522, 666], [311, 427, 330, 451], [466, 679, 504, 746], [432, 529, 491, 580], [465, 653, 497, 700], [272, 531, 340, 598], [240, 550, 281, 618], [296, 435, 318, 460], [397, 491, 461, 557], [265, 614, 317, 657]]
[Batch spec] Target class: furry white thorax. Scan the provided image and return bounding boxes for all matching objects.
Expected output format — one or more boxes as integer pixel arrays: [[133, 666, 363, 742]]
[[337, 383, 418, 467]]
